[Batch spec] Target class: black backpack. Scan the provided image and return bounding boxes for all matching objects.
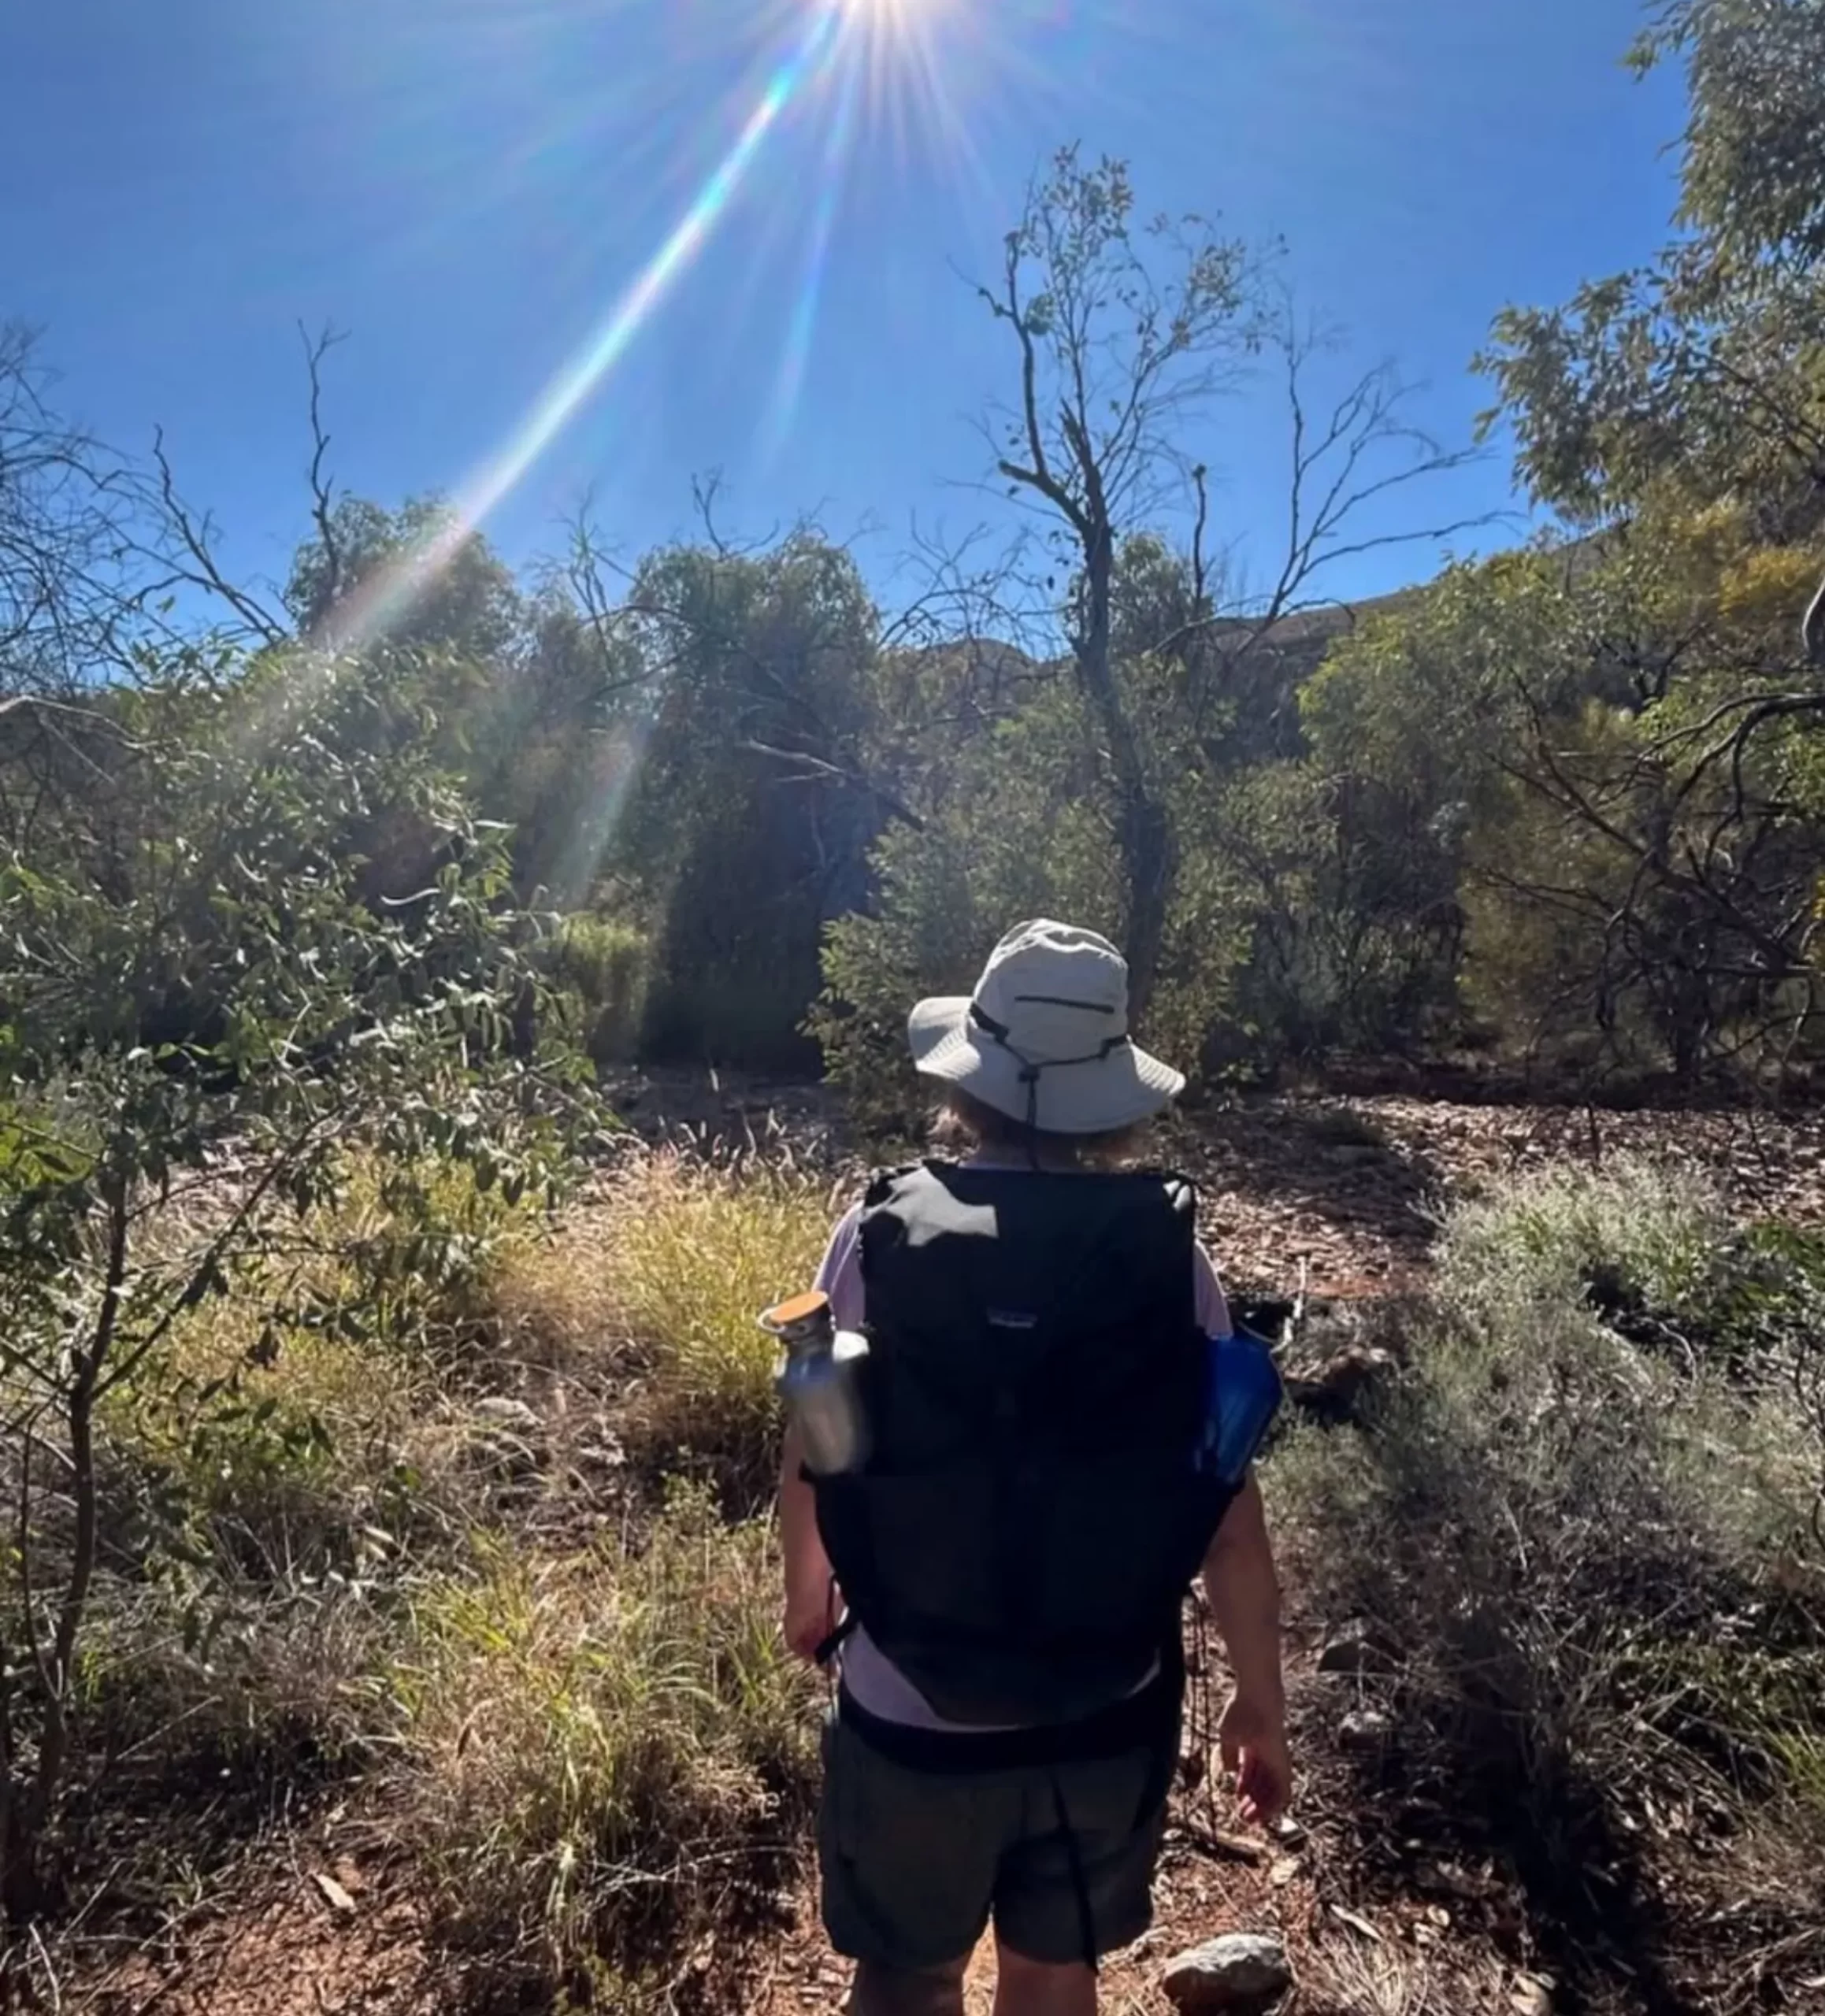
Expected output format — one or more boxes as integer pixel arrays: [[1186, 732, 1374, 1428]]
[[812, 1160, 1235, 1727]]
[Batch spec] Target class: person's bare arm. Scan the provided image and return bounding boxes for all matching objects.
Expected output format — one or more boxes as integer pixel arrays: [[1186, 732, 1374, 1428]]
[[1202, 1474, 1282, 1705], [1201, 1473, 1291, 1821], [780, 1424, 837, 1662]]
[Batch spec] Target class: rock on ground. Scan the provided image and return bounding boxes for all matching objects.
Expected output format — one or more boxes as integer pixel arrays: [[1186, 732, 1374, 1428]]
[[1160, 1931, 1293, 2010], [1337, 1708, 1393, 1751]]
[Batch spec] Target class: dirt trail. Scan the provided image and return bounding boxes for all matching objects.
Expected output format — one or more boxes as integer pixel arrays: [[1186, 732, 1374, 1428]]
[[614, 1069, 1825, 1295], [1167, 1092, 1825, 1296], [76, 1851, 443, 2016]]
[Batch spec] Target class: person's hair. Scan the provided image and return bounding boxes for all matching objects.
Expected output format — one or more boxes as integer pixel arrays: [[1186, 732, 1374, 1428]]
[[929, 1086, 1149, 1169]]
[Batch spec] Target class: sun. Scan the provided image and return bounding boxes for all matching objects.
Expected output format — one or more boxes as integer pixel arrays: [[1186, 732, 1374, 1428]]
[[835, 0, 955, 22], [831, 0, 968, 62], [822, 0, 981, 177]]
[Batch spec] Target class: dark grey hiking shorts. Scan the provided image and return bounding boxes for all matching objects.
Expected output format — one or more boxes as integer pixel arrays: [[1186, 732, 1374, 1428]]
[[817, 1710, 1172, 1971]]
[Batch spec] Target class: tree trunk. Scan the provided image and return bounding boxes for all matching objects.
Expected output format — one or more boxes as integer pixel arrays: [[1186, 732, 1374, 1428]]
[[1073, 520, 1176, 1027], [9, 1173, 126, 1923], [1119, 796, 1178, 1030]]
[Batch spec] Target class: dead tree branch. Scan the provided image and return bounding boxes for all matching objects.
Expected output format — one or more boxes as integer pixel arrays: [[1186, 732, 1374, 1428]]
[[143, 428, 288, 646], [301, 322, 349, 617]]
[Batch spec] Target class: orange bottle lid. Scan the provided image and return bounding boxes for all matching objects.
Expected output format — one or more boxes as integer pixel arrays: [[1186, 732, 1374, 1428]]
[[762, 1289, 830, 1330]]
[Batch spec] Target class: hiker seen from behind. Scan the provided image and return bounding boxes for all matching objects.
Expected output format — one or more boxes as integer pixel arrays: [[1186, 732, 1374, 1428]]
[[773, 920, 1291, 2016]]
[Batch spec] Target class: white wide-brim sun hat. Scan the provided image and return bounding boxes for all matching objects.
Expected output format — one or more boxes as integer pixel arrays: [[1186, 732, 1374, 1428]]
[[907, 919, 1185, 1136]]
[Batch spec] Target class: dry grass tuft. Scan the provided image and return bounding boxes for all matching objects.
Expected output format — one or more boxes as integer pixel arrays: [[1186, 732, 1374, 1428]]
[[1293, 1940, 1515, 2016], [62, 1150, 551, 1823], [383, 1482, 818, 1982], [581, 1147, 840, 1499]]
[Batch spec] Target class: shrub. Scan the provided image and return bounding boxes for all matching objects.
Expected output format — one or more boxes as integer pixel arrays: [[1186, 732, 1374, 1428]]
[[597, 1149, 836, 1500], [26, 1143, 558, 1861], [1445, 1157, 1825, 1452], [307, 1145, 550, 1364], [105, 1143, 547, 1592], [548, 914, 648, 1068], [384, 1483, 818, 1985], [117, 1297, 446, 1584], [0, 656, 579, 1913], [1216, 760, 1463, 1070], [808, 682, 1130, 1139], [1440, 1154, 1738, 1329], [1270, 1160, 1825, 1989]]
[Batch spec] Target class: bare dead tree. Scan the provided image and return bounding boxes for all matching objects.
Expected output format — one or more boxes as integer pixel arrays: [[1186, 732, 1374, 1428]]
[[132, 325, 362, 650], [979, 154, 1489, 1021], [980, 151, 1262, 1020], [1152, 312, 1499, 769], [301, 322, 349, 618], [0, 321, 370, 676], [559, 505, 659, 698], [139, 431, 290, 647], [0, 325, 145, 695]]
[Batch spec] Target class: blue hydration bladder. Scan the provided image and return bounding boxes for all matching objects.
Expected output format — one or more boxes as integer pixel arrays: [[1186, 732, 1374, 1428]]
[[1197, 1328, 1285, 1486]]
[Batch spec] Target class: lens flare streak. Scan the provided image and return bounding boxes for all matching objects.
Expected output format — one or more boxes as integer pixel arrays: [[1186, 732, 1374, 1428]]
[[323, 1, 845, 651], [766, 24, 862, 450]]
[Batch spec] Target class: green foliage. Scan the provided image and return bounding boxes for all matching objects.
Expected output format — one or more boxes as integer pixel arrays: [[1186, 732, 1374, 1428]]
[[546, 914, 649, 1069], [1306, 507, 1825, 1081], [810, 673, 1128, 1130], [1437, 1153, 1822, 1581], [0, 641, 584, 1909], [1441, 1157, 1735, 1318], [302, 1145, 551, 1358], [282, 499, 654, 916], [76, 1154, 534, 1773], [1482, 0, 1825, 545], [13, 16, 1825, 1114], [1634, 0, 1825, 273], [613, 535, 891, 1069], [13, 19, 1825, 1990], [484, 598, 650, 910], [286, 495, 525, 662], [1272, 1164, 1825, 1914], [1215, 759, 1461, 1066], [1419, 0, 1825, 1081]]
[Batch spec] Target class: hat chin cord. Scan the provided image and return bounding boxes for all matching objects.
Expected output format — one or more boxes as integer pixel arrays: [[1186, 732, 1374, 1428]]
[[966, 1002, 1132, 1168]]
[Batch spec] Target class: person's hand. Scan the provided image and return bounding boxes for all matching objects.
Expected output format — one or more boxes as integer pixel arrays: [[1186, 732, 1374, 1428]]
[[784, 1576, 840, 1665], [1218, 1688, 1292, 1825]]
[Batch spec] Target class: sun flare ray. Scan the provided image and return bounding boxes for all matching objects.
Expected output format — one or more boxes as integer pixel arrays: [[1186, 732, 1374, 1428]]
[[766, 28, 864, 450], [320, 3, 847, 653], [313, 0, 1067, 660]]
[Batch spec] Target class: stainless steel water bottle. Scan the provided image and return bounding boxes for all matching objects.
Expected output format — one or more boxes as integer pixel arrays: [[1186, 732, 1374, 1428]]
[[761, 1289, 871, 1476]]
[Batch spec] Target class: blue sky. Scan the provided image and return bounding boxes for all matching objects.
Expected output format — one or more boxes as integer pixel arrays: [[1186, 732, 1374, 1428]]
[[2, 0, 1685, 616]]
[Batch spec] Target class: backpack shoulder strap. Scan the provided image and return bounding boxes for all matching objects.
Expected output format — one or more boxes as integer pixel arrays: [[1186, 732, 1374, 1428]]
[[862, 1159, 919, 1195], [1133, 1163, 1199, 1210]]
